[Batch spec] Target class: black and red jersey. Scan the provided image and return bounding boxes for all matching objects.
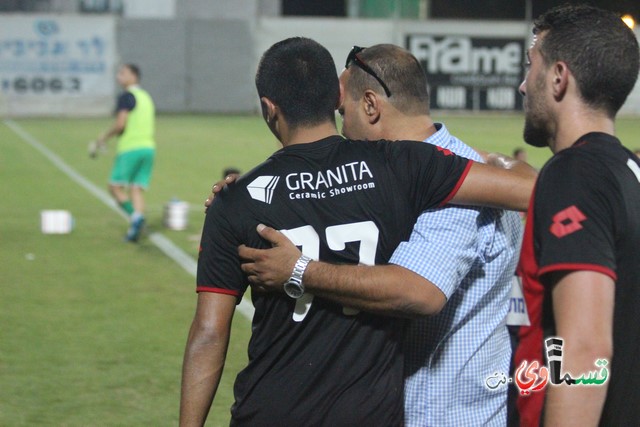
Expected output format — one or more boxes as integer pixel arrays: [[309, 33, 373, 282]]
[[515, 132, 640, 426], [197, 135, 470, 426]]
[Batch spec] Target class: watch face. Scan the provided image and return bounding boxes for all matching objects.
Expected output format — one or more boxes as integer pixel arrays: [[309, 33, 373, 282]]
[[284, 281, 304, 299]]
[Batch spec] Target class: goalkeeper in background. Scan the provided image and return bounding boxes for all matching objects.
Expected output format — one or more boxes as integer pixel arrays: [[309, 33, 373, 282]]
[[91, 63, 156, 242]]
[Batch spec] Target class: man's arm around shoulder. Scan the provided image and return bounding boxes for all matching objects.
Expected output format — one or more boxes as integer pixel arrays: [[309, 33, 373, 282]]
[[239, 225, 446, 317], [180, 292, 236, 427], [452, 161, 536, 211], [303, 262, 447, 317]]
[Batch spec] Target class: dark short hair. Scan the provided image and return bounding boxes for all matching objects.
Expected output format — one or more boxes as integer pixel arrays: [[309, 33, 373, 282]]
[[346, 44, 430, 115], [533, 4, 639, 117], [255, 37, 339, 129], [513, 147, 525, 157], [222, 167, 240, 178], [124, 63, 141, 80]]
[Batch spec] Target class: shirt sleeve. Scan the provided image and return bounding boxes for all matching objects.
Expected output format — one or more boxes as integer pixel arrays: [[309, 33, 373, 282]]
[[534, 154, 617, 283], [386, 141, 472, 215], [116, 92, 136, 112], [196, 195, 247, 299], [389, 205, 481, 298]]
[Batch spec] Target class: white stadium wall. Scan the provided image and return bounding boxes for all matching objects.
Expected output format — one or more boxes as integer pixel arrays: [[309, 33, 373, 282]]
[[1, 11, 638, 116]]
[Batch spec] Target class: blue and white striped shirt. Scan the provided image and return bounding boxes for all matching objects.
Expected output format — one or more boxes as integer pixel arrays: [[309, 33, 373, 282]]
[[390, 123, 523, 426]]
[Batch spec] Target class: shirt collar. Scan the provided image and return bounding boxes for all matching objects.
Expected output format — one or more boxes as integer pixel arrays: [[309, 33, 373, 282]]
[[424, 122, 452, 148]]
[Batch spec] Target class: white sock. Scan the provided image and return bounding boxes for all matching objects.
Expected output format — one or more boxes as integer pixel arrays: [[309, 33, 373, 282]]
[[131, 212, 143, 223]]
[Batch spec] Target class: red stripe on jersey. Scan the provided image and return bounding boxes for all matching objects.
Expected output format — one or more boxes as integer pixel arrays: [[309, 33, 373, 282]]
[[436, 145, 454, 156], [439, 159, 473, 206], [515, 185, 546, 427], [196, 286, 240, 296], [539, 263, 617, 281]]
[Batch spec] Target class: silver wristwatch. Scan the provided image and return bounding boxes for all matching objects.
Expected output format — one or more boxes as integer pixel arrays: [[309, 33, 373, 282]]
[[283, 255, 313, 299]]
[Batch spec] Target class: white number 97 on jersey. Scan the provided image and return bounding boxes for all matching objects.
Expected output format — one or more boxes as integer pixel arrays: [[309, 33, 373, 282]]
[[281, 221, 379, 322]]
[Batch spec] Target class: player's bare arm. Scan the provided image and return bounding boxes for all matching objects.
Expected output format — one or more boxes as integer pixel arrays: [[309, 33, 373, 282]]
[[236, 158, 534, 314], [98, 110, 128, 143], [451, 161, 535, 211], [543, 270, 614, 427], [482, 150, 536, 175], [205, 155, 536, 213], [180, 292, 236, 427], [239, 224, 446, 317]]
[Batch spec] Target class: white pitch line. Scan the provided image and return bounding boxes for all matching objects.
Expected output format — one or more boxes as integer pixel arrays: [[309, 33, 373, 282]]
[[4, 119, 255, 321], [5, 119, 125, 218]]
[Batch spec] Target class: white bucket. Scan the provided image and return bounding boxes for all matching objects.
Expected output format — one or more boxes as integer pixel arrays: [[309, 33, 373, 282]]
[[164, 200, 189, 230], [41, 210, 74, 234]]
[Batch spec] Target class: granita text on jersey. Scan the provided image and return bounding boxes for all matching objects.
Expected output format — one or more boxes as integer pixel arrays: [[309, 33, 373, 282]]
[[285, 161, 376, 200], [285, 161, 373, 191]]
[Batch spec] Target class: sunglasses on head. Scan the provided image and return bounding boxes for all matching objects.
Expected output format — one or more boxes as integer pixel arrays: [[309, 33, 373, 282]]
[[345, 46, 392, 97]]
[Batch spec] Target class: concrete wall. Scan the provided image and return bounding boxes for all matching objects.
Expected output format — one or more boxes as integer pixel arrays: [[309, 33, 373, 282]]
[[623, 81, 640, 115], [112, 16, 640, 115], [117, 15, 402, 114], [253, 17, 531, 111], [4, 7, 637, 115], [117, 19, 188, 111], [117, 18, 255, 113], [186, 19, 255, 113], [622, 28, 640, 117], [250, 17, 640, 115], [176, 0, 258, 20], [253, 17, 531, 75], [254, 17, 396, 72]]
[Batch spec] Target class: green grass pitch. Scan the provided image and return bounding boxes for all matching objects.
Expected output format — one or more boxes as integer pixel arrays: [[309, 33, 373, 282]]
[[1, 113, 638, 426]]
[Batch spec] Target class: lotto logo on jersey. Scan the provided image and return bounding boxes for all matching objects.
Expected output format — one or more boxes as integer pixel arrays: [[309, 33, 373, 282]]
[[247, 176, 280, 204], [549, 205, 586, 238]]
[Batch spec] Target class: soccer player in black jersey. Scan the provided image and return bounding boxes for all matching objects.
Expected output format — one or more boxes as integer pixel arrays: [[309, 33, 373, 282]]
[[179, 37, 533, 427], [512, 5, 640, 426]]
